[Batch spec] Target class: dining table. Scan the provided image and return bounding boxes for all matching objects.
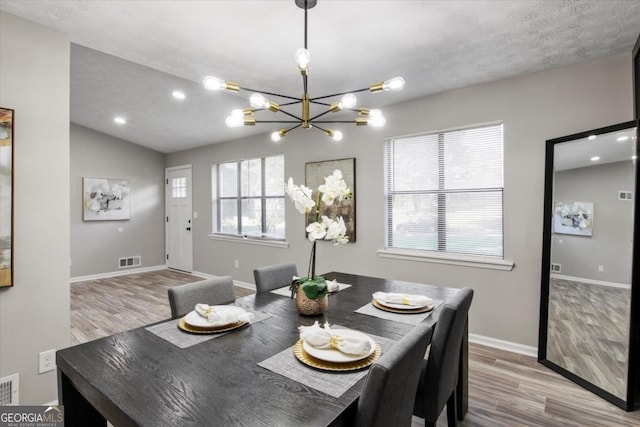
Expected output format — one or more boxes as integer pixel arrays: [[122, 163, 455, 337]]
[[56, 272, 467, 427]]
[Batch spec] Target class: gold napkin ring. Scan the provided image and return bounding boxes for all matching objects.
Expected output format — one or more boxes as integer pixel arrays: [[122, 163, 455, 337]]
[[402, 296, 410, 305], [329, 334, 341, 350]]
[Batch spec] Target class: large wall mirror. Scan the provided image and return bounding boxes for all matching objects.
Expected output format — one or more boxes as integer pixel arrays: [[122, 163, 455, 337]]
[[539, 120, 640, 411]]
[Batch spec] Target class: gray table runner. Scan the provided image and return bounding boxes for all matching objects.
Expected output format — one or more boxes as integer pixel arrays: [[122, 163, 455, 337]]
[[270, 282, 352, 297], [258, 331, 395, 398], [354, 300, 441, 325], [145, 310, 272, 349]]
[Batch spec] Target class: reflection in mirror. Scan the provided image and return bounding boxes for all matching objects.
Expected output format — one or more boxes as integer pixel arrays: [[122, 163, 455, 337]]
[[547, 125, 637, 401]]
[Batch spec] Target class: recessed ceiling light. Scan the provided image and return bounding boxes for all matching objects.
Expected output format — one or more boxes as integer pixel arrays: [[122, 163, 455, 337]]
[[114, 116, 126, 125], [590, 156, 600, 162], [587, 135, 596, 141], [617, 135, 629, 142], [172, 90, 186, 100]]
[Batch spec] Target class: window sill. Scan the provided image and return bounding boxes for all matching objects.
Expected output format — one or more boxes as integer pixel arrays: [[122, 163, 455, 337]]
[[376, 248, 514, 271], [208, 233, 290, 249]]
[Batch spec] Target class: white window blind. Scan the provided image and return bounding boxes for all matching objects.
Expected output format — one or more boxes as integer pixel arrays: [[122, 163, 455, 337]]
[[384, 123, 504, 257], [212, 155, 285, 240]]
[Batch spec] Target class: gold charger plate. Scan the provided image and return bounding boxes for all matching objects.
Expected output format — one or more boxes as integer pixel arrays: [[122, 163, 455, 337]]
[[371, 298, 433, 314], [177, 317, 248, 334], [293, 340, 381, 372]]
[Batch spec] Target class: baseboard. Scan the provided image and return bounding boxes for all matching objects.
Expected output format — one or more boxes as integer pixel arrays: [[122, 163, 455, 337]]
[[191, 271, 257, 291], [550, 273, 630, 289], [469, 333, 538, 358], [70, 265, 167, 283]]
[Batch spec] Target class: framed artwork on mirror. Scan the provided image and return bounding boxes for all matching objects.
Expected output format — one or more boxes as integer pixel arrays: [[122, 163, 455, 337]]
[[0, 108, 13, 287], [553, 201, 594, 236], [305, 158, 356, 242]]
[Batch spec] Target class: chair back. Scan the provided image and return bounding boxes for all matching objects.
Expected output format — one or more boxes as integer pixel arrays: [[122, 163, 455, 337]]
[[414, 288, 473, 422], [253, 263, 298, 293], [355, 322, 433, 427], [167, 276, 236, 319]]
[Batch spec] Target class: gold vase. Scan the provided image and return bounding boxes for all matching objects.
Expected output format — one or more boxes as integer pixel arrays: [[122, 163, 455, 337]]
[[295, 289, 328, 316]]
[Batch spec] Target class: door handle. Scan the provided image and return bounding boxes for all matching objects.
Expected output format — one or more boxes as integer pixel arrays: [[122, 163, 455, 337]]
[[186, 227, 191, 231]]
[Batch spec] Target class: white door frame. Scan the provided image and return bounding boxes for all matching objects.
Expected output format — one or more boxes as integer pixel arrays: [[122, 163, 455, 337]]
[[165, 164, 193, 272]]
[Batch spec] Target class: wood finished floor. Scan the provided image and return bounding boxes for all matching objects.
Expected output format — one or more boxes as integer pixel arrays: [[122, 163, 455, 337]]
[[547, 278, 630, 399], [70, 270, 640, 426]]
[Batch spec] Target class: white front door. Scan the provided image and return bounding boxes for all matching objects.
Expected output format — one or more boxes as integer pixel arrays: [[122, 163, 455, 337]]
[[166, 165, 193, 273]]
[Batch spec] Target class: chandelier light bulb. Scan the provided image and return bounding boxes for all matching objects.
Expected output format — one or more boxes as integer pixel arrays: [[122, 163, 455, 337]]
[[382, 76, 405, 91], [225, 114, 244, 128], [331, 130, 343, 141], [338, 93, 357, 109], [295, 48, 311, 70], [368, 109, 386, 127], [250, 93, 271, 109], [203, 76, 227, 91]]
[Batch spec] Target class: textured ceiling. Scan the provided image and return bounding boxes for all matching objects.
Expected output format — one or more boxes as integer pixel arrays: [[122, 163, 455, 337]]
[[1, 0, 639, 153]]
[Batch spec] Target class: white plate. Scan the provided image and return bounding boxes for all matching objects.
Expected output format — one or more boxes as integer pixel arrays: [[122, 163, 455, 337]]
[[302, 329, 376, 363], [184, 306, 247, 328], [375, 298, 433, 310]]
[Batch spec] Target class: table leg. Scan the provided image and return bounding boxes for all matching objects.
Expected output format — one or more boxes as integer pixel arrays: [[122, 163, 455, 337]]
[[58, 369, 107, 427], [456, 320, 469, 420]]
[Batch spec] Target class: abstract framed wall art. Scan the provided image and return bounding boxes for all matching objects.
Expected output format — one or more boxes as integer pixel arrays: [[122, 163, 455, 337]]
[[0, 108, 14, 287], [553, 201, 594, 236], [305, 158, 356, 242], [83, 177, 131, 221]]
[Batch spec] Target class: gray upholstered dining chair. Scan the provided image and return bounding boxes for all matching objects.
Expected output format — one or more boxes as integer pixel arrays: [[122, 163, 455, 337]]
[[413, 287, 474, 427], [354, 322, 433, 427], [253, 262, 298, 293], [167, 276, 236, 319]]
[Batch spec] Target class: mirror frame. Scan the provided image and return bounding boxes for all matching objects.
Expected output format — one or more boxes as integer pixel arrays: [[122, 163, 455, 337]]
[[538, 120, 640, 411]]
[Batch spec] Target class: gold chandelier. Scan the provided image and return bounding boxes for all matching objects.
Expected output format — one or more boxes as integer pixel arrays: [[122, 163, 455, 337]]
[[203, 0, 405, 142]]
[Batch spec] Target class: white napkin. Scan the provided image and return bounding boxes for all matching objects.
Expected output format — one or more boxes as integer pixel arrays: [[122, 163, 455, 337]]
[[372, 291, 432, 307], [299, 321, 372, 356], [327, 279, 339, 292], [194, 304, 254, 326]]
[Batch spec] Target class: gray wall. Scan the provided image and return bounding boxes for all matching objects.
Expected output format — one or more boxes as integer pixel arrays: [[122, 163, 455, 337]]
[[70, 124, 166, 277], [0, 12, 70, 404], [167, 52, 633, 348], [552, 161, 635, 284]]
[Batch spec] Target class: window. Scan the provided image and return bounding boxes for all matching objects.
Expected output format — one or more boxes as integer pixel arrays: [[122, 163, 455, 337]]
[[384, 123, 504, 257], [171, 177, 187, 198], [212, 155, 285, 239]]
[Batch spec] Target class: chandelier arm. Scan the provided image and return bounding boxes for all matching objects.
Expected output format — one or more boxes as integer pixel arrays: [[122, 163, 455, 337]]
[[239, 87, 302, 101], [312, 120, 359, 123], [280, 100, 303, 107], [278, 109, 303, 121], [254, 120, 303, 123], [309, 109, 333, 121], [309, 87, 370, 101], [309, 100, 331, 107]]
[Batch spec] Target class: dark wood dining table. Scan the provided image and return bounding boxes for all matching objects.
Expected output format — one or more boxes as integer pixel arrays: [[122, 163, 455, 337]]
[[57, 272, 466, 427]]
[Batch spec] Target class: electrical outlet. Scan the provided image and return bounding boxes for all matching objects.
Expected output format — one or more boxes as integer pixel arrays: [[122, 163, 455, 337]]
[[38, 349, 56, 374], [598, 265, 604, 273], [234, 259, 239, 269]]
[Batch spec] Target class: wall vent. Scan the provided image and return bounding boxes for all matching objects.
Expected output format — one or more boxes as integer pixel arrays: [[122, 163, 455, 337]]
[[551, 263, 561, 273], [618, 191, 633, 201], [0, 373, 19, 405], [118, 256, 142, 269]]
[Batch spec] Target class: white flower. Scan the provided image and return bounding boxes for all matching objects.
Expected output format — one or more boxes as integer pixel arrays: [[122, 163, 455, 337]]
[[285, 177, 316, 214], [318, 170, 351, 206], [323, 216, 348, 245], [306, 221, 327, 242]]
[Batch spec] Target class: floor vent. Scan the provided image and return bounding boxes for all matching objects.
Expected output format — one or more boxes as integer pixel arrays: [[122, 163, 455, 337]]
[[551, 263, 561, 273], [0, 373, 19, 405], [118, 256, 142, 269]]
